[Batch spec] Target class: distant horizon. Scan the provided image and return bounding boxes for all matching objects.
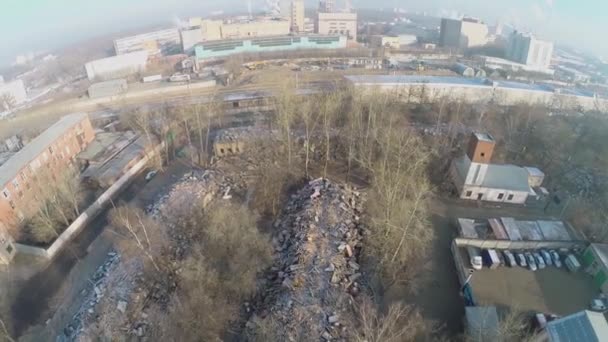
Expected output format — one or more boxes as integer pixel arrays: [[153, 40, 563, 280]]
[[0, 0, 605, 69]]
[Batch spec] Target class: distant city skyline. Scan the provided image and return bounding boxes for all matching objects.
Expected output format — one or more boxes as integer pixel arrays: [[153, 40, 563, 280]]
[[0, 0, 605, 67]]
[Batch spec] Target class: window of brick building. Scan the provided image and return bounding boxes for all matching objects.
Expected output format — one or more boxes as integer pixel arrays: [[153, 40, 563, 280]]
[[2, 189, 9, 199]]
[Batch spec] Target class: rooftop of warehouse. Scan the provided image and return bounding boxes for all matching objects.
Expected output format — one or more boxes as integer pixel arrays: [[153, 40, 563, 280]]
[[345, 75, 598, 98]]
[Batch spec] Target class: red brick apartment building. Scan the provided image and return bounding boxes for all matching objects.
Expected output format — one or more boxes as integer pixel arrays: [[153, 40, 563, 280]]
[[0, 113, 95, 241]]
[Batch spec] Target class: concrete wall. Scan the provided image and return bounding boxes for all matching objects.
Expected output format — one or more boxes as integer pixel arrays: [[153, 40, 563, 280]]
[[460, 185, 529, 204], [14, 143, 162, 261], [454, 237, 587, 250]]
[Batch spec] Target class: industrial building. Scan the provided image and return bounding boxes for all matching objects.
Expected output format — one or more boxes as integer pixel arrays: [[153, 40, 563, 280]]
[[0, 113, 95, 234], [450, 133, 541, 204], [369, 35, 401, 49], [439, 17, 488, 49], [545, 310, 608, 341], [345, 75, 608, 111], [582, 244, 608, 294], [280, 0, 305, 32], [506, 31, 553, 69], [0, 79, 27, 111], [88, 79, 128, 99], [114, 28, 181, 56], [85, 51, 148, 81], [194, 35, 347, 62], [316, 12, 358, 40], [181, 18, 292, 53], [476, 55, 555, 75], [464, 306, 499, 342], [78, 131, 156, 188], [181, 27, 205, 54]]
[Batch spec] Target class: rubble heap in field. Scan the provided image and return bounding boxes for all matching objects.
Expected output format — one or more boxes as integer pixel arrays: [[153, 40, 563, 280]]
[[57, 251, 121, 341], [147, 169, 225, 219], [249, 178, 365, 341]]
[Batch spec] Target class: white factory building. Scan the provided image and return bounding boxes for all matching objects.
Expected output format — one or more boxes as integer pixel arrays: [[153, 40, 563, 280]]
[[439, 17, 488, 49], [506, 31, 553, 69], [85, 51, 148, 81], [450, 133, 544, 204], [114, 28, 181, 56], [0, 79, 27, 111], [316, 12, 358, 41], [345, 75, 608, 112]]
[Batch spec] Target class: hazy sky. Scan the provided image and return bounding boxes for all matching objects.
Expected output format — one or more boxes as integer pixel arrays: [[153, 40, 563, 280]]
[[0, 0, 605, 66]]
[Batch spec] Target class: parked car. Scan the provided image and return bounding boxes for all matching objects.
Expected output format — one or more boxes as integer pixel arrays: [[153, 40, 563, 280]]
[[591, 299, 607, 312], [145, 170, 158, 182], [534, 252, 546, 269], [502, 250, 517, 267], [467, 246, 483, 270], [516, 252, 527, 267], [540, 250, 553, 266], [525, 252, 537, 271], [565, 254, 581, 272], [482, 249, 501, 269], [550, 250, 562, 268]]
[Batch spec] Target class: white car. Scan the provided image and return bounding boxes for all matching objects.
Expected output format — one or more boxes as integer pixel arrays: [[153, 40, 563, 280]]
[[550, 250, 562, 268], [591, 299, 607, 312], [534, 252, 546, 269], [525, 253, 537, 271], [540, 250, 553, 266], [145, 170, 158, 182]]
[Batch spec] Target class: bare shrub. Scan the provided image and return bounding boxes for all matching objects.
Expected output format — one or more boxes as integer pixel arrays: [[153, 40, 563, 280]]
[[353, 297, 436, 342]]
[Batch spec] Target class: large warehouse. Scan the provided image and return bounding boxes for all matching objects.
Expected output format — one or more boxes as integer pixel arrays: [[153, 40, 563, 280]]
[[345, 75, 608, 112], [85, 51, 148, 81], [194, 35, 347, 62]]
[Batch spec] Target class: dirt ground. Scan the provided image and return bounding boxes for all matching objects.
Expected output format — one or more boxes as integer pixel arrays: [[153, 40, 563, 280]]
[[470, 266, 598, 315], [6, 160, 193, 340]]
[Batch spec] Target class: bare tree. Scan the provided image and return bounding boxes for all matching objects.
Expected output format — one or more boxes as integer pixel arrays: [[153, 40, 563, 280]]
[[353, 297, 436, 342], [27, 166, 82, 244], [109, 205, 164, 272], [0, 94, 16, 112]]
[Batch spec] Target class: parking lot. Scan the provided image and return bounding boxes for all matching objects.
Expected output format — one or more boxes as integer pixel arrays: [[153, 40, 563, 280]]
[[469, 259, 599, 315]]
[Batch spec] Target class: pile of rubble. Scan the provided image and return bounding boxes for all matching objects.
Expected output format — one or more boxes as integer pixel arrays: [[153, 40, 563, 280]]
[[248, 178, 365, 341], [147, 169, 225, 219], [57, 251, 120, 341]]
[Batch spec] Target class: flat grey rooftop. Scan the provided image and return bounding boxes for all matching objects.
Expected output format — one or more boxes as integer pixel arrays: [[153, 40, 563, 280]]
[[546, 310, 608, 342], [346, 75, 598, 99], [0, 113, 87, 187], [345, 75, 489, 86], [452, 155, 530, 192]]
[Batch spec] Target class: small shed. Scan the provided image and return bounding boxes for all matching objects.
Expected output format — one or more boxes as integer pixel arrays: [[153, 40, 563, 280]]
[[524, 166, 545, 187], [464, 306, 499, 342], [582, 244, 608, 293]]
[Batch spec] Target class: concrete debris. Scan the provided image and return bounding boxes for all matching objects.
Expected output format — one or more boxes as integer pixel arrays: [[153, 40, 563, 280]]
[[247, 178, 365, 341], [57, 251, 120, 341], [117, 300, 127, 313]]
